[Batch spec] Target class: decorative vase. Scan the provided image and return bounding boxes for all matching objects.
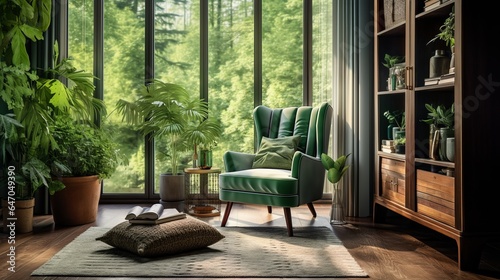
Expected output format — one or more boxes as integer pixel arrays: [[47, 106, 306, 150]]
[[389, 67, 397, 91], [387, 124, 394, 140], [330, 184, 345, 225], [429, 50, 450, 78], [428, 124, 438, 159], [198, 149, 213, 170], [446, 137, 455, 162], [392, 126, 401, 140], [449, 45, 455, 73], [394, 63, 406, 89], [439, 128, 455, 161]]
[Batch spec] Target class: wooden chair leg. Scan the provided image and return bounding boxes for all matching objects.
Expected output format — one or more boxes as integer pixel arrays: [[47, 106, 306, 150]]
[[283, 207, 293, 237], [307, 202, 317, 217], [267, 206, 272, 213], [221, 202, 233, 227]]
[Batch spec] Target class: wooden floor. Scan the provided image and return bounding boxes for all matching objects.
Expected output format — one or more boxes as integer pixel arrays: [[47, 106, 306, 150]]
[[1, 203, 499, 280]]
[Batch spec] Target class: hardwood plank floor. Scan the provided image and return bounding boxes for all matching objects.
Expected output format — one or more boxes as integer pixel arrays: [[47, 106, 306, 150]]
[[1, 203, 499, 280]]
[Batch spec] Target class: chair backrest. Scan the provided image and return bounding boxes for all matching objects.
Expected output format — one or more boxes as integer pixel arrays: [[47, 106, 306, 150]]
[[253, 102, 333, 158]]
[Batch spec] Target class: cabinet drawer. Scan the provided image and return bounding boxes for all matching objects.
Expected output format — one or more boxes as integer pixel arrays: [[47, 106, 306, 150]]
[[416, 169, 455, 226], [380, 158, 405, 206]]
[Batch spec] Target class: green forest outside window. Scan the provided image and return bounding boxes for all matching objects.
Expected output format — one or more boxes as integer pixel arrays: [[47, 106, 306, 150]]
[[68, 0, 333, 196]]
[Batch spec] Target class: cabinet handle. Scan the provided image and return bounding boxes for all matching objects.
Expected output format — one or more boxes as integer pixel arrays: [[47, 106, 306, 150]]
[[390, 178, 398, 190], [391, 180, 398, 188], [406, 66, 413, 90]]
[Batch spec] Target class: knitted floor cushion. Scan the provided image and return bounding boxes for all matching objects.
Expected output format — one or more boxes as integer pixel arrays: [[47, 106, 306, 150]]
[[96, 216, 225, 257]]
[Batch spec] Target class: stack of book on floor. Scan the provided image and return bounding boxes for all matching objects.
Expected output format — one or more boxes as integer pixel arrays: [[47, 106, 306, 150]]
[[438, 72, 455, 84], [125, 203, 186, 224], [380, 139, 395, 153]]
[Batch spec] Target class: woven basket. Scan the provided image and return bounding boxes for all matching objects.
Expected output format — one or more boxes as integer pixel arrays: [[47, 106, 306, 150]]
[[383, 0, 405, 29]]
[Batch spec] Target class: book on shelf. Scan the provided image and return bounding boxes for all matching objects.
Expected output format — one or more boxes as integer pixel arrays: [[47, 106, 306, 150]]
[[438, 73, 455, 84], [424, 0, 441, 11], [381, 139, 394, 146], [381, 147, 395, 153], [125, 204, 186, 224], [381, 144, 395, 150], [424, 0, 440, 6], [424, 76, 440, 86]]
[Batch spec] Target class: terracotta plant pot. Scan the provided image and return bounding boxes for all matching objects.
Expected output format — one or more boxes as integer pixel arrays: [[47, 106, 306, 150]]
[[2, 198, 35, 233], [51, 175, 101, 226]]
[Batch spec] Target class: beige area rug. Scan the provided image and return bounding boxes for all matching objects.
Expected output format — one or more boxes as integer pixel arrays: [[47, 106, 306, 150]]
[[32, 226, 368, 278]]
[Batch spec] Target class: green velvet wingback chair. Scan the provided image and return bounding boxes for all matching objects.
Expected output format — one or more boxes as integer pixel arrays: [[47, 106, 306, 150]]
[[219, 102, 333, 236]]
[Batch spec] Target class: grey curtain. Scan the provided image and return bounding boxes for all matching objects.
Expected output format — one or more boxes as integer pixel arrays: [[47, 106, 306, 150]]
[[330, 0, 374, 217]]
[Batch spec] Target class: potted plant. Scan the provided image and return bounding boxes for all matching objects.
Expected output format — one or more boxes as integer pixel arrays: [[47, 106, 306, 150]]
[[394, 136, 406, 154], [1, 1, 111, 232], [0, 53, 109, 228], [427, 6, 455, 73], [383, 110, 405, 140], [47, 118, 121, 226], [116, 79, 222, 203], [382, 54, 405, 91], [421, 103, 454, 161], [321, 153, 351, 225]]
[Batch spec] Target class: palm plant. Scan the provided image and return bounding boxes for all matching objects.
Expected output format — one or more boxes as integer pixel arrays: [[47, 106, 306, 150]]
[[116, 79, 222, 175]]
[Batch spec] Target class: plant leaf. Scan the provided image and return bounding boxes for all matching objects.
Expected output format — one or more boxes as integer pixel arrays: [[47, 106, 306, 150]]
[[320, 153, 335, 170]]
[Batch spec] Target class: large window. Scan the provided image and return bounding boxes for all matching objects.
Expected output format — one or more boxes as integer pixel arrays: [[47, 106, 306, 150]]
[[69, 1, 146, 194], [153, 1, 199, 194], [312, 0, 334, 193], [67, 0, 333, 200], [262, 0, 303, 108], [208, 0, 255, 170]]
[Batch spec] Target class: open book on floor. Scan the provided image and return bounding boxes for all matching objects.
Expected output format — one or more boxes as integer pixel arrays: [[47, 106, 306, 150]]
[[125, 204, 186, 224]]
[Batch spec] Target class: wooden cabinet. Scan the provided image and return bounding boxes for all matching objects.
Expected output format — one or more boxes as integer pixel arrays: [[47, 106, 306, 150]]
[[373, 0, 500, 271]]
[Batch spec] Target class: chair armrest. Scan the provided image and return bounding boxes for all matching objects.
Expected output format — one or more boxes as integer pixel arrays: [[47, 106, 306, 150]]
[[291, 152, 326, 203], [223, 151, 256, 172]]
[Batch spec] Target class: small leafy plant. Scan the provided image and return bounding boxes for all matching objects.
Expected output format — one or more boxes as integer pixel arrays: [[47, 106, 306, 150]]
[[48, 119, 122, 182], [384, 110, 405, 129], [394, 137, 406, 146], [427, 6, 455, 47], [321, 153, 351, 184], [382, 54, 405, 69], [421, 103, 454, 129]]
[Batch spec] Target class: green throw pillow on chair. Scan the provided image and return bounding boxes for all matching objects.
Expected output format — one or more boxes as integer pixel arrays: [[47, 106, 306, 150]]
[[252, 135, 300, 170]]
